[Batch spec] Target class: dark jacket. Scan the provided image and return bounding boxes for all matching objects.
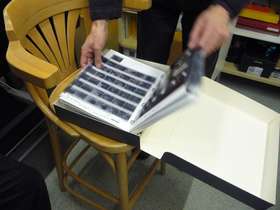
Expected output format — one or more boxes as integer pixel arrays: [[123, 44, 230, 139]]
[[89, 0, 250, 21]]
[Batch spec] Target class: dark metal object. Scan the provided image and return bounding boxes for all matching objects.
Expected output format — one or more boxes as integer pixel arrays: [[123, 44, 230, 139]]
[[169, 49, 205, 94]]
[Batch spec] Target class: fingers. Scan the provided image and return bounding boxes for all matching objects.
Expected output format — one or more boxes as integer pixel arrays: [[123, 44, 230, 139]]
[[80, 20, 108, 68], [80, 37, 102, 68], [87, 57, 94, 66], [198, 27, 219, 54], [188, 17, 205, 50], [200, 26, 229, 54], [188, 5, 230, 55], [80, 46, 93, 68], [80, 44, 103, 68], [80, 48, 102, 68], [94, 49, 102, 68]]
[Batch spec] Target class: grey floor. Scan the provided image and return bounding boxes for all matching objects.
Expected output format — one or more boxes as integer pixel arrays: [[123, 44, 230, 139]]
[[45, 74, 280, 210]]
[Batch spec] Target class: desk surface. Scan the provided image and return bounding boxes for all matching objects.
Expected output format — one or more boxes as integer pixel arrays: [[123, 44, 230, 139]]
[[141, 77, 280, 209]]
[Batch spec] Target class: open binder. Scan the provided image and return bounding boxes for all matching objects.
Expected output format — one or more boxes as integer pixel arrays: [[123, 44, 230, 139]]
[[55, 49, 204, 134], [52, 51, 280, 210]]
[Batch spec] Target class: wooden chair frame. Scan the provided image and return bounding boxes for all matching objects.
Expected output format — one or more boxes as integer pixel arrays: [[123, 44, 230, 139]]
[[4, 0, 162, 209]]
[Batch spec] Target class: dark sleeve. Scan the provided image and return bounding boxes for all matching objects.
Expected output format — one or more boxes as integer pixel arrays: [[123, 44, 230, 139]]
[[214, 0, 251, 18], [89, 0, 122, 21]]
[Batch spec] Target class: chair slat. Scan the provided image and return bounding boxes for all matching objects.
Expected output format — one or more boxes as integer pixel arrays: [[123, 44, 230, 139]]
[[21, 37, 47, 61], [28, 28, 59, 67], [80, 8, 91, 36], [39, 19, 66, 71], [53, 13, 70, 70], [67, 10, 80, 69], [4, 0, 89, 40]]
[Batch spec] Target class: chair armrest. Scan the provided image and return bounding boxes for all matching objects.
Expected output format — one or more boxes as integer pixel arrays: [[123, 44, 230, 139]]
[[26, 82, 80, 138], [123, 0, 152, 11], [6, 41, 59, 89]]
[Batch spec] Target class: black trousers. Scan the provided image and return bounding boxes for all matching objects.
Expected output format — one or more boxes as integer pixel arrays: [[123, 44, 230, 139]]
[[137, 0, 219, 77], [0, 155, 51, 210]]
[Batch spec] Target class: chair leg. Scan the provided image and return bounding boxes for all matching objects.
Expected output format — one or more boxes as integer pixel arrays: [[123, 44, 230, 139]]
[[115, 152, 130, 210], [46, 119, 65, 191]]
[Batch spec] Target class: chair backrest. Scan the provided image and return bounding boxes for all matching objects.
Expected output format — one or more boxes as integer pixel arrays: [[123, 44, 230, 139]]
[[3, 0, 151, 129], [4, 0, 151, 87], [4, 0, 90, 84], [5, 0, 152, 96]]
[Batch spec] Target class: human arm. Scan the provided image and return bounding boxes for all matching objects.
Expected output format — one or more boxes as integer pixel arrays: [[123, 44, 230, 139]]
[[80, 0, 122, 68], [188, 0, 251, 55]]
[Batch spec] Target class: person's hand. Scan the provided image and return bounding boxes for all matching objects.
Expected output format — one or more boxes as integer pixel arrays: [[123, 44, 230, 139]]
[[188, 5, 230, 55], [80, 20, 108, 68]]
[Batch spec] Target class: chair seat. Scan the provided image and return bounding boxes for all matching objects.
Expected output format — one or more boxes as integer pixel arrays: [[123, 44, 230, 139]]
[[49, 68, 132, 153]]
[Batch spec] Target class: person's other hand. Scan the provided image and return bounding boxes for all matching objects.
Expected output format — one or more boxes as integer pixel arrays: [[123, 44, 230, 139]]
[[80, 20, 108, 68], [188, 5, 230, 55]]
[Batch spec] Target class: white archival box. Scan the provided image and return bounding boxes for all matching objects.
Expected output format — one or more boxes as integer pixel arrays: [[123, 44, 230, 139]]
[[54, 55, 279, 209], [138, 60, 280, 209]]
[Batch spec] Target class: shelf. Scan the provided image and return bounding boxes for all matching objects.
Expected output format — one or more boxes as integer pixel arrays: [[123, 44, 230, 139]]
[[222, 62, 280, 87], [233, 26, 280, 44]]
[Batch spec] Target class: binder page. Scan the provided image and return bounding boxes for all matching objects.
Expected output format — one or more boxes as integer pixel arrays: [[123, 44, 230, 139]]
[[58, 50, 166, 131]]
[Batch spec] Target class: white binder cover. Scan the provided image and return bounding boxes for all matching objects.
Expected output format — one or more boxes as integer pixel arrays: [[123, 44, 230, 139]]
[[140, 77, 280, 210]]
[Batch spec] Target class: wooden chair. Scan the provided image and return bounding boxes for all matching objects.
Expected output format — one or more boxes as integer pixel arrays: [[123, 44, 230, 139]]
[[4, 0, 160, 209]]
